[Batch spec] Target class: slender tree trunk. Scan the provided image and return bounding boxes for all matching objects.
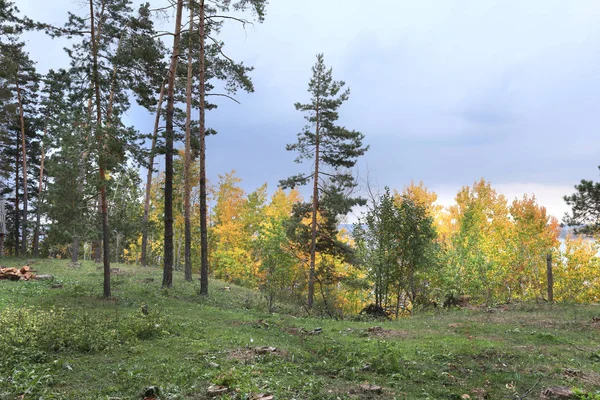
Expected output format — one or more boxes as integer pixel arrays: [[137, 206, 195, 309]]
[[141, 81, 166, 266], [176, 226, 182, 270], [0, 198, 5, 257], [546, 253, 553, 302], [32, 124, 46, 256], [308, 105, 320, 310], [16, 76, 28, 256], [395, 284, 402, 320], [163, 0, 184, 288], [198, 0, 209, 296], [115, 232, 120, 263], [73, 81, 96, 263], [89, 0, 111, 298], [183, 3, 194, 281], [14, 136, 19, 257], [84, 1, 107, 266], [72, 1, 106, 261]]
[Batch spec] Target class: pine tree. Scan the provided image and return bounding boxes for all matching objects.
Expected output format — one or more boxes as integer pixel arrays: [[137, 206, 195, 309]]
[[61, 0, 162, 296], [162, 0, 185, 288], [32, 69, 69, 256], [184, 2, 196, 281], [197, 0, 267, 295], [157, 0, 267, 291], [281, 54, 368, 309], [564, 166, 600, 235], [0, 39, 40, 257]]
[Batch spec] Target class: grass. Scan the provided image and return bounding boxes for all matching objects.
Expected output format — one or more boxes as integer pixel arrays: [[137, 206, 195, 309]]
[[0, 258, 599, 399]]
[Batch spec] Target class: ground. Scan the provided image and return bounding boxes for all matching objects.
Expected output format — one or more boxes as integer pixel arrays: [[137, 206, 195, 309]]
[[0, 258, 599, 399]]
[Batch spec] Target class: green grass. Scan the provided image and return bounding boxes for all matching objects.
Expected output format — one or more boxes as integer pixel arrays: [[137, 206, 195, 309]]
[[0, 258, 599, 399]]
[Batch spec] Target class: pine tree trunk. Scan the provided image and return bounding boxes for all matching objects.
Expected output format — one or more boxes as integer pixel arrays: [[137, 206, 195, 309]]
[[308, 106, 320, 310], [32, 125, 46, 256], [198, 0, 209, 296], [183, 3, 194, 282], [14, 136, 19, 257], [72, 81, 96, 263], [89, 0, 111, 298], [141, 81, 165, 267], [163, 0, 184, 289], [16, 76, 28, 256], [72, 236, 80, 263]]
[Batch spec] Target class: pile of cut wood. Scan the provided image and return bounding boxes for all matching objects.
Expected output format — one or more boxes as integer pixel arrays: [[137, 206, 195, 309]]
[[0, 266, 35, 281]]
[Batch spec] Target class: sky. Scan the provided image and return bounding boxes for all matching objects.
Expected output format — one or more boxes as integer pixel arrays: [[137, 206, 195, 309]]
[[17, 0, 600, 222]]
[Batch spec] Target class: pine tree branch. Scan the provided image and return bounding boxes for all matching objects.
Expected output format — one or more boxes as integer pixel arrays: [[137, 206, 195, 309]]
[[205, 93, 240, 104], [206, 15, 253, 28]]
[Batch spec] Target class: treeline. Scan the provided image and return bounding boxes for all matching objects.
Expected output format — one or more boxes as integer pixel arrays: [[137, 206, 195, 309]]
[[51, 164, 600, 316], [0, 0, 267, 298]]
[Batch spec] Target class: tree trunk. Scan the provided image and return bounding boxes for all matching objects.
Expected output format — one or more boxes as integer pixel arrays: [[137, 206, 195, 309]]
[[32, 124, 46, 256], [308, 103, 320, 310], [0, 198, 5, 257], [198, 0, 209, 296], [163, 0, 184, 289], [395, 285, 402, 320], [72, 236, 80, 263], [115, 232, 120, 263], [183, 3, 194, 282], [141, 80, 165, 267], [14, 135, 20, 257], [176, 226, 182, 270], [546, 253, 553, 303], [89, 0, 111, 298], [16, 76, 28, 256], [73, 81, 96, 263]]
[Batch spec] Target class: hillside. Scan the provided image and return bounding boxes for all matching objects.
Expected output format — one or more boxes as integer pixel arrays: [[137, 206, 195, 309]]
[[0, 259, 599, 399]]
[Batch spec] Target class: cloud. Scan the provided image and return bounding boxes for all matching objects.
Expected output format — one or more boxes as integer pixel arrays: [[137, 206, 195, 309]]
[[15, 0, 600, 213]]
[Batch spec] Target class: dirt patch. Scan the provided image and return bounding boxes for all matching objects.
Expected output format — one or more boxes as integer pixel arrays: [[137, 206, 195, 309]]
[[563, 369, 600, 386], [227, 347, 285, 364], [324, 382, 396, 399], [366, 326, 411, 338]]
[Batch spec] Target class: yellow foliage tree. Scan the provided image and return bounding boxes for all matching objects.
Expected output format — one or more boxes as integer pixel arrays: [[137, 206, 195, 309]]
[[507, 195, 560, 300], [554, 235, 600, 303], [446, 179, 511, 304]]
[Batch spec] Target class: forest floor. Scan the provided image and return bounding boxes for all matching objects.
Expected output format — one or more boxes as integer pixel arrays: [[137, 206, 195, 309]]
[[0, 258, 599, 399]]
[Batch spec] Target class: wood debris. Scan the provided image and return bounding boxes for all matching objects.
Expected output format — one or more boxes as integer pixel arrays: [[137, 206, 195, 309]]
[[0, 265, 35, 281]]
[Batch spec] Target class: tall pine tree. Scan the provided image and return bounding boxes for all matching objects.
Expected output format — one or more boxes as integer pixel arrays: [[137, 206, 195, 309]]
[[281, 54, 368, 309]]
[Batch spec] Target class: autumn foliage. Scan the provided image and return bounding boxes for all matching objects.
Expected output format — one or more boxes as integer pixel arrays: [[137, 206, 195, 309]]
[[129, 164, 598, 315]]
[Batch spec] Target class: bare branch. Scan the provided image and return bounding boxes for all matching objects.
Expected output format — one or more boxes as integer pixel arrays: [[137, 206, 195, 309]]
[[205, 93, 240, 104], [206, 14, 253, 28]]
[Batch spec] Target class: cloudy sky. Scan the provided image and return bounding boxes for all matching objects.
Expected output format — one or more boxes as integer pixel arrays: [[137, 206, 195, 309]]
[[18, 0, 600, 221]]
